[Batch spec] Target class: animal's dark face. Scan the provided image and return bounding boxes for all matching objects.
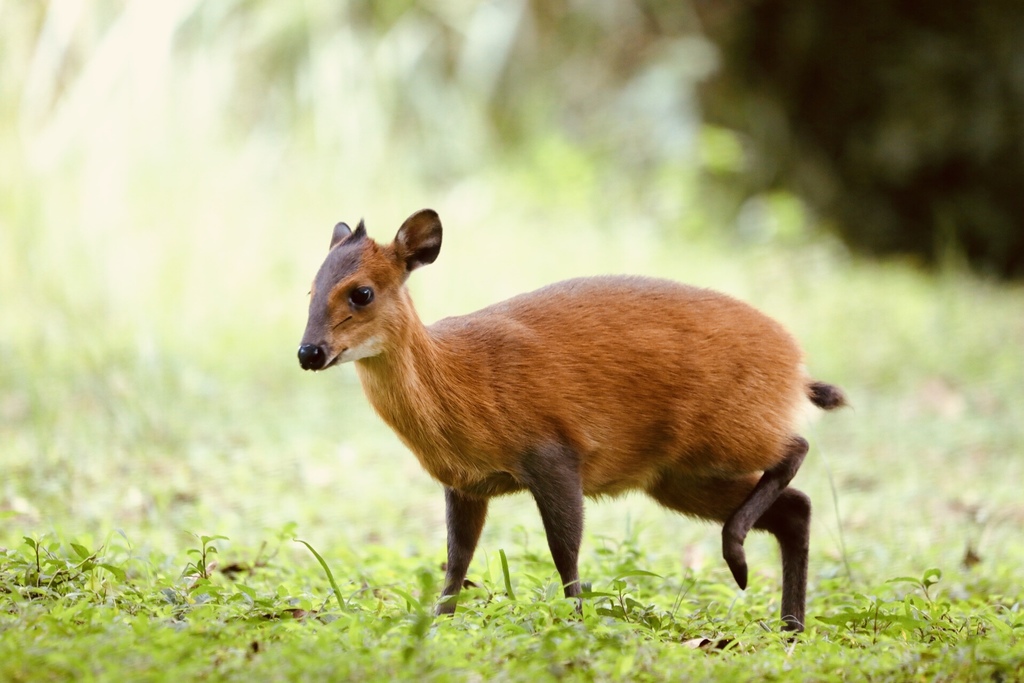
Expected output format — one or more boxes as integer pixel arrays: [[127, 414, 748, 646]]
[[297, 210, 442, 370]]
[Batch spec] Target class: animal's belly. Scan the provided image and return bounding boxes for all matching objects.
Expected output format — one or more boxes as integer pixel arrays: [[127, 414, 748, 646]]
[[452, 472, 524, 498]]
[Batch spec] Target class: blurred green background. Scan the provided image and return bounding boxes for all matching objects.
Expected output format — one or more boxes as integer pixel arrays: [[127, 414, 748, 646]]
[[2, 1, 1022, 588]]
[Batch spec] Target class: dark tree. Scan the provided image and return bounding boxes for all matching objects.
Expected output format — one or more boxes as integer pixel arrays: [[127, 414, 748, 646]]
[[697, 0, 1024, 278]]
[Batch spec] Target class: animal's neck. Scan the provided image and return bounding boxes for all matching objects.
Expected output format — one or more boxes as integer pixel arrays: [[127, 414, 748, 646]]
[[354, 297, 455, 459], [353, 291, 503, 488]]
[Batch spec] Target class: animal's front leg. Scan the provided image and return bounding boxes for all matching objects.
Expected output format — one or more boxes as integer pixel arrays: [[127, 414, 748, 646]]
[[437, 487, 489, 615], [520, 443, 584, 601]]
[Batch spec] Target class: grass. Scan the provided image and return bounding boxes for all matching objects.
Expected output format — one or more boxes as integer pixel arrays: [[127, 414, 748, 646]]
[[3, 194, 1023, 679], [4, 3, 1024, 680], [2, 532, 1022, 681]]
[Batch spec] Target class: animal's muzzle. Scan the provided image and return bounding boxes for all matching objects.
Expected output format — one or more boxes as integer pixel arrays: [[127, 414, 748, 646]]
[[297, 344, 327, 371]]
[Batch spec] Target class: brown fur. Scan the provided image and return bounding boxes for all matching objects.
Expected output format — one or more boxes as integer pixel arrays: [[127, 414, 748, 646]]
[[357, 276, 808, 495], [299, 209, 846, 631]]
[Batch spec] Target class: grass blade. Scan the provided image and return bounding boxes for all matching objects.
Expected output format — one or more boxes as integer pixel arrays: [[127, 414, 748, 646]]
[[498, 549, 515, 602], [294, 538, 345, 612], [813, 433, 853, 583]]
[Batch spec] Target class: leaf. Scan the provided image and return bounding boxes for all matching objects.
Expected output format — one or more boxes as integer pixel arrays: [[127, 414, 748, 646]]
[[98, 563, 127, 581], [70, 543, 92, 561], [886, 576, 923, 587], [643, 614, 662, 630], [988, 616, 1014, 635], [191, 582, 224, 599], [597, 606, 626, 619], [200, 535, 229, 545], [235, 584, 256, 600], [389, 587, 423, 613], [922, 568, 942, 587], [888, 615, 928, 630], [625, 597, 646, 611]]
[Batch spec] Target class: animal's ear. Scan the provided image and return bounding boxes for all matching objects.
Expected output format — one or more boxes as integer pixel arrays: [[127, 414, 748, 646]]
[[393, 209, 442, 273], [330, 221, 351, 250], [330, 220, 367, 250]]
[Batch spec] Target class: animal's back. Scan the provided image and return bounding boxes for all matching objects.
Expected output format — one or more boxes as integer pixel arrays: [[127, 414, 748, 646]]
[[429, 276, 807, 495]]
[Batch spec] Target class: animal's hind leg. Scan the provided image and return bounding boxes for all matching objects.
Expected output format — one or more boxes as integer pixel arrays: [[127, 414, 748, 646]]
[[721, 436, 808, 591], [754, 487, 811, 631], [646, 469, 811, 632]]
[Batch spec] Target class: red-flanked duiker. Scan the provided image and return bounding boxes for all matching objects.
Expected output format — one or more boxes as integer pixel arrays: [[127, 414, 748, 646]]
[[298, 209, 846, 631]]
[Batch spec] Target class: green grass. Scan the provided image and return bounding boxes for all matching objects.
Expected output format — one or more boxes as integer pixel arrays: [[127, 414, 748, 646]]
[[4, 3, 1024, 680], [2, 532, 1022, 681], [4, 195, 1023, 679]]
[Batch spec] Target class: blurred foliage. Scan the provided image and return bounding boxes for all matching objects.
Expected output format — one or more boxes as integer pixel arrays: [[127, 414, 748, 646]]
[[6, 1, 1024, 276], [2, 0, 725, 246], [698, 0, 1024, 279]]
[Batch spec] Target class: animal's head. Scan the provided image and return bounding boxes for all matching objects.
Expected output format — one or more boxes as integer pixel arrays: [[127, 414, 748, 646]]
[[297, 209, 442, 371]]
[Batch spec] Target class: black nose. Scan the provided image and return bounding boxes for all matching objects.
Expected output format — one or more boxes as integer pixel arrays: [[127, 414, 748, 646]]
[[298, 344, 327, 371]]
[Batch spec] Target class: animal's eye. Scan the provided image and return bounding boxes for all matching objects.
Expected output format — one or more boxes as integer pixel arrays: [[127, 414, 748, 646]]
[[349, 286, 374, 307]]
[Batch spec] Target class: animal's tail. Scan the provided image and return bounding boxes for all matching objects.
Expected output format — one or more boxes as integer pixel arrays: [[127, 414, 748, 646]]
[[807, 381, 847, 411]]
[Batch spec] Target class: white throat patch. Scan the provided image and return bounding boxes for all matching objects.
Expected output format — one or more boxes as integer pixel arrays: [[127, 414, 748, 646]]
[[339, 336, 384, 363]]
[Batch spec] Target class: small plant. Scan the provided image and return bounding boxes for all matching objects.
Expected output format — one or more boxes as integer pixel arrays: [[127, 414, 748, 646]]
[[588, 570, 665, 628], [887, 567, 943, 602], [1, 537, 126, 600], [182, 534, 228, 584], [813, 568, 984, 645]]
